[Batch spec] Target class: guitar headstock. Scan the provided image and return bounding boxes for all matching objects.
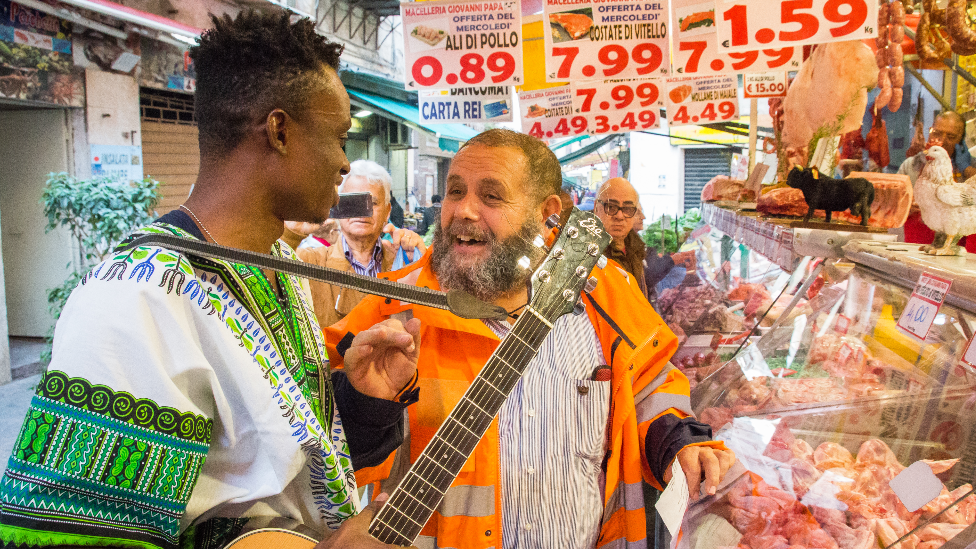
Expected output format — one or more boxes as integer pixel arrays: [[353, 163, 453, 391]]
[[527, 207, 612, 321]]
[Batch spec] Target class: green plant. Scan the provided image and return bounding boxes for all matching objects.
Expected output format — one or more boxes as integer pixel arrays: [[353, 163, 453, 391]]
[[642, 208, 702, 254], [40, 173, 160, 362]]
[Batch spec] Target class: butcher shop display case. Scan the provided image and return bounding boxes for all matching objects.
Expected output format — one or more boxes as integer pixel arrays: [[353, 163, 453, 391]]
[[674, 243, 976, 549]]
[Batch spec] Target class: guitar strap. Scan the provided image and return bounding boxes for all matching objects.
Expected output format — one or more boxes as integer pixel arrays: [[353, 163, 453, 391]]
[[117, 233, 508, 321]]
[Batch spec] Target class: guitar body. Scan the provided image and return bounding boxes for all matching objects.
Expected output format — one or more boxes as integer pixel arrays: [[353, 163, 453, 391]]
[[223, 528, 317, 549]]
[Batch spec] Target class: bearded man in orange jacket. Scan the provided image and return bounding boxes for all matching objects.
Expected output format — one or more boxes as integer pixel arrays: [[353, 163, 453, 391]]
[[326, 129, 734, 549]]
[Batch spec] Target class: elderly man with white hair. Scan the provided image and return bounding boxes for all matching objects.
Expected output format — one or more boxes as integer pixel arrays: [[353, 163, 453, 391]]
[[295, 159, 426, 328]]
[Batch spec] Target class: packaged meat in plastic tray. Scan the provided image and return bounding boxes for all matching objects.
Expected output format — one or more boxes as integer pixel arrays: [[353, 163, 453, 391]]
[[679, 268, 976, 549]]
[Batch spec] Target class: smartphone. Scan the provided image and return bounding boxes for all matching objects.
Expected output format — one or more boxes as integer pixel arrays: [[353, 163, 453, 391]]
[[330, 192, 373, 219]]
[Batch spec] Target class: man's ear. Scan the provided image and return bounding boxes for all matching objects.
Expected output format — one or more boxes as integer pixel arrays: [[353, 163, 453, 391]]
[[540, 194, 562, 221], [266, 109, 289, 154]]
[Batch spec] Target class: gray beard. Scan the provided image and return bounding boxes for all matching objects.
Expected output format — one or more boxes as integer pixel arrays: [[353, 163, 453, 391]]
[[430, 217, 545, 302]]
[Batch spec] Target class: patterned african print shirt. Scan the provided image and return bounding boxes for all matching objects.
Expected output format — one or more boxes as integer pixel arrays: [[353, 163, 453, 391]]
[[0, 222, 358, 549]]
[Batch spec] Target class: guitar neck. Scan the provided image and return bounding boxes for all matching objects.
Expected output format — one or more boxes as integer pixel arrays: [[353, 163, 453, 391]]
[[368, 308, 554, 545]]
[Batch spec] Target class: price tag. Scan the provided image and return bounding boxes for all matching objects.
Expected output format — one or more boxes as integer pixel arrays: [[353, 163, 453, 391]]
[[961, 332, 976, 368], [897, 272, 952, 341], [716, 0, 878, 53], [656, 458, 690, 536], [401, 0, 522, 90], [570, 78, 663, 134], [420, 87, 513, 124], [743, 72, 788, 98], [519, 85, 589, 139], [665, 75, 739, 127], [671, 0, 803, 76], [543, 0, 669, 83]]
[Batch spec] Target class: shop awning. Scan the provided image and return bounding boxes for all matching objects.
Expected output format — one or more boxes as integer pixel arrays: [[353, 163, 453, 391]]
[[347, 89, 478, 152], [556, 135, 617, 165]]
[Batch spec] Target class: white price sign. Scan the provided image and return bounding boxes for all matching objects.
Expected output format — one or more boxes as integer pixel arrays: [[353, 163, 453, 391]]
[[401, 0, 522, 89], [665, 75, 739, 127], [519, 85, 590, 140], [897, 272, 952, 341], [570, 78, 663, 134], [543, 0, 670, 82], [743, 72, 788, 98], [716, 0, 878, 53], [671, 0, 803, 76]]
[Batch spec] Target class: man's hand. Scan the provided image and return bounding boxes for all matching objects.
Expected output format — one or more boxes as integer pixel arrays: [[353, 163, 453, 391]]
[[314, 493, 419, 549], [382, 224, 427, 261], [663, 446, 736, 500], [344, 318, 420, 400]]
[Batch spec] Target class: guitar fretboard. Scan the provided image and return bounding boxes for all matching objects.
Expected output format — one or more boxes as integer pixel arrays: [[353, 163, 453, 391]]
[[368, 308, 554, 545]]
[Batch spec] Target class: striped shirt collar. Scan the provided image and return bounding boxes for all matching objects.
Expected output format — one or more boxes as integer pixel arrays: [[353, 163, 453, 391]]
[[341, 233, 384, 277]]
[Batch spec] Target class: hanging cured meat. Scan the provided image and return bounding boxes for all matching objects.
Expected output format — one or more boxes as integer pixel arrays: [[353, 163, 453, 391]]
[[875, 1, 906, 112], [947, 0, 976, 55], [865, 108, 891, 169], [782, 41, 878, 148]]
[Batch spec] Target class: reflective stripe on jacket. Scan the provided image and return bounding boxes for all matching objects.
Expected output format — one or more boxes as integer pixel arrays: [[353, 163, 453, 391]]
[[325, 251, 721, 549]]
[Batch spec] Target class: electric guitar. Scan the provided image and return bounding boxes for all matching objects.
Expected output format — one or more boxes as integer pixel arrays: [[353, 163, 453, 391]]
[[225, 208, 610, 548]]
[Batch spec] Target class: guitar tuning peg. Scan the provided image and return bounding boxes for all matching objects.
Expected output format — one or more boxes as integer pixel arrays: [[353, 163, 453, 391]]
[[597, 255, 608, 269], [584, 276, 598, 294], [573, 297, 586, 316], [532, 235, 546, 248], [545, 214, 561, 229], [518, 256, 531, 269]]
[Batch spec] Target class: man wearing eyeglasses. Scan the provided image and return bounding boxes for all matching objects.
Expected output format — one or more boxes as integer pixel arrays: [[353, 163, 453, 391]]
[[898, 111, 976, 250], [898, 111, 976, 184], [594, 177, 650, 299]]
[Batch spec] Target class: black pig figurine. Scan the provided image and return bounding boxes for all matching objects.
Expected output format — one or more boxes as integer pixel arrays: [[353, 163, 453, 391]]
[[786, 167, 875, 226]]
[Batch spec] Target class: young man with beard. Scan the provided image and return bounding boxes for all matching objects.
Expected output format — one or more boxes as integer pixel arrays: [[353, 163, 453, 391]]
[[0, 12, 418, 549], [325, 129, 734, 549]]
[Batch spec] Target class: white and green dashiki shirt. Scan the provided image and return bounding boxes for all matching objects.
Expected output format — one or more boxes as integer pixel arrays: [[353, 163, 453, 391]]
[[0, 223, 358, 549]]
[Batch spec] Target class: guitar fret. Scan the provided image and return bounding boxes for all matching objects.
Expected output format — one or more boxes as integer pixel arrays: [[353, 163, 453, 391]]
[[525, 305, 553, 328], [410, 470, 445, 495], [434, 433, 464, 457], [447, 415, 477, 437], [401, 489, 434, 512], [462, 395, 491, 418], [479, 377, 504, 395], [374, 515, 412, 542], [421, 453, 453, 475], [495, 355, 520, 374], [508, 331, 536, 352]]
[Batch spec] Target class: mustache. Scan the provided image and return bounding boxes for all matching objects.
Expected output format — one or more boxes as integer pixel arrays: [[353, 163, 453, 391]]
[[444, 220, 494, 241]]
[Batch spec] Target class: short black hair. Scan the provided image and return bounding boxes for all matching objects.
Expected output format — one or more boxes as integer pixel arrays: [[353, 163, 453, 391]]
[[431, 194, 442, 203], [190, 11, 344, 159], [460, 129, 561, 203]]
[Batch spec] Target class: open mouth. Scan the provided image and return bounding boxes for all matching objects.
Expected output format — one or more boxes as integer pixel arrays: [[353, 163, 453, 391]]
[[455, 235, 487, 248]]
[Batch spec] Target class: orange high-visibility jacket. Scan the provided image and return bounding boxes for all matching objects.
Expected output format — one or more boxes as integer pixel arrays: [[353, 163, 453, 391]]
[[325, 253, 722, 549]]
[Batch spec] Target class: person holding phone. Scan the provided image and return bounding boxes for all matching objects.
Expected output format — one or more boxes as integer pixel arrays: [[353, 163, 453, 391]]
[[295, 160, 427, 328]]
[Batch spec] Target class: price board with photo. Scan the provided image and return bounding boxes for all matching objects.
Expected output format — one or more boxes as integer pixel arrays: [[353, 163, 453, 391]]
[[715, 0, 878, 53], [519, 85, 591, 140], [665, 75, 739, 127], [419, 86, 514, 123], [543, 0, 670, 83], [401, 0, 522, 90], [671, 0, 803, 76], [570, 78, 663, 134]]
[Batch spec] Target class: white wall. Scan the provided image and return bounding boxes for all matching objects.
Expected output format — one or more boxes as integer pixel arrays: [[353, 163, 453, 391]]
[[0, 110, 74, 338], [629, 131, 683, 221], [0, 204, 9, 384]]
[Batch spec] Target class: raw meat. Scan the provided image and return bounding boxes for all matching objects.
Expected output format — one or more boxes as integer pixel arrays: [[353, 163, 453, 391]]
[[782, 41, 879, 148], [702, 175, 746, 201]]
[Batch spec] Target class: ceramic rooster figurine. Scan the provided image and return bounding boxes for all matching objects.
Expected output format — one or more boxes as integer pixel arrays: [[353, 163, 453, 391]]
[[915, 146, 976, 255]]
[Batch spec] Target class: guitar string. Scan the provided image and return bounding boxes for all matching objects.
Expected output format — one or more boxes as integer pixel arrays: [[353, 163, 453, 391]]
[[374, 246, 586, 542], [376, 225, 594, 539], [373, 271, 564, 539], [376, 313, 553, 542], [374, 217, 601, 541]]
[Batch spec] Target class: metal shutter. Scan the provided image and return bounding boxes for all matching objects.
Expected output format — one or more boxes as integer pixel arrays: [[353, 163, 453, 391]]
[[140, 88, 198, 214], [683, 148, 734, 211]]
